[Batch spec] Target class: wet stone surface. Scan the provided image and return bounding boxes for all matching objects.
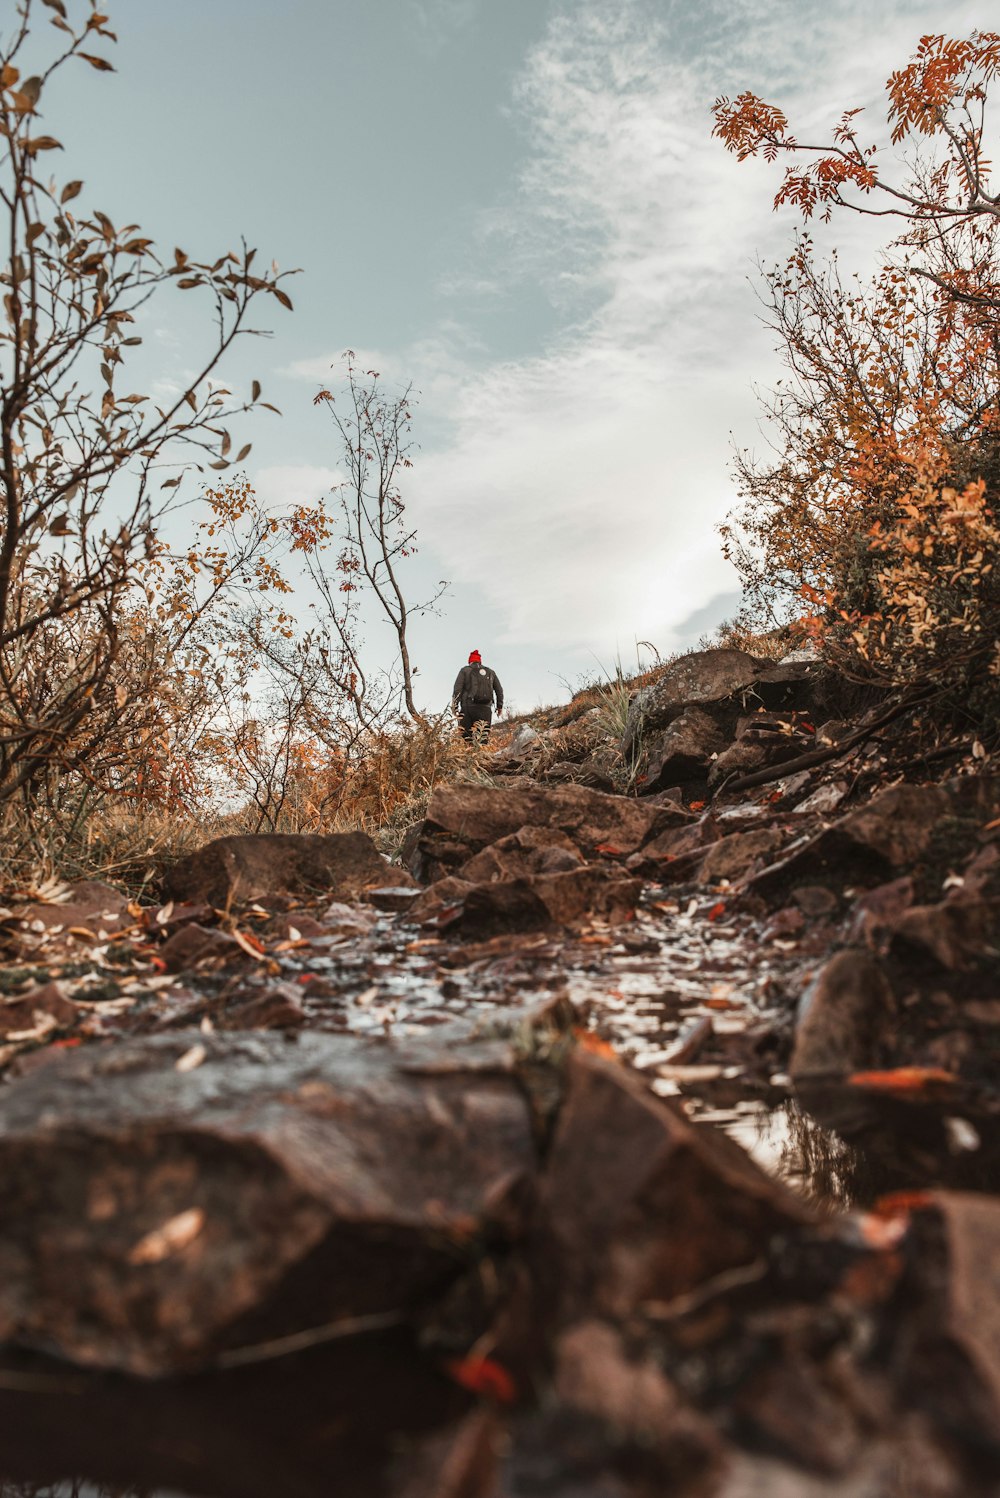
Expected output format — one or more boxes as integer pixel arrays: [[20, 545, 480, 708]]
[[0, 745, 999, 1496]]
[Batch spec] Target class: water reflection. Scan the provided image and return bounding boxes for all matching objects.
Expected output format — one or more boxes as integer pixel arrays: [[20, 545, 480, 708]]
[[690, 1090, 1000, 1210]]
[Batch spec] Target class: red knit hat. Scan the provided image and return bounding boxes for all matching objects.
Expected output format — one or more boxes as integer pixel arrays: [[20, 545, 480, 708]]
[[468, 649, 481, 663]]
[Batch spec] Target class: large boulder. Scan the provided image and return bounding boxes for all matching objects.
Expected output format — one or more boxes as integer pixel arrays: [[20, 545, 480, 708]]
[[635, 707, 726, 795], [790, 950, 896, 1081], [162, 832, 413, 910], [622, 649, 764, 754], [749, 783, 957, 901], [0, 1030, 537, 1374], [533, 1051, 814, 1327], [403, 783, 685, 882]]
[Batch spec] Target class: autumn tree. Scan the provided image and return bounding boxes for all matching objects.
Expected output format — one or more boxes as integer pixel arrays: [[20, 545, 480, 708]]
[[0, 0, 294, 817], [713, 33, 1000, 715], [312, 353, 446, 727]]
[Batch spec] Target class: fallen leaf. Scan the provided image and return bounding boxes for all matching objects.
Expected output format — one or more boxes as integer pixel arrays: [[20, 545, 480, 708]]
[[444, 1355, 516, 1404], [707, 901, 727, 921], [175, 1043, 207, 1073], [231, 928, 266, 959], [847, 1067, 957, 1095], [573, 1027, 617, 1060], [871, 1190, 935, 1218], [128, 1207, 205, 1265]]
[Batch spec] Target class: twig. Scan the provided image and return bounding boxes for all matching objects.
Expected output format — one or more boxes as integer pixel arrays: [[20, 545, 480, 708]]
[[714, 686, 938, 797], [213, 1309, 406, 1370]]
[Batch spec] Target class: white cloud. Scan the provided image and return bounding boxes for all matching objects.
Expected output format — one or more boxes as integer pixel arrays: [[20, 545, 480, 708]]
[[252, 464, 341, 510], [403, 0, 992, 658]]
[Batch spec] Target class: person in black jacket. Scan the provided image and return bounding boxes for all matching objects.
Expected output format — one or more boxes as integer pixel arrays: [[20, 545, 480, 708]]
[[452, 650, 503, 741]]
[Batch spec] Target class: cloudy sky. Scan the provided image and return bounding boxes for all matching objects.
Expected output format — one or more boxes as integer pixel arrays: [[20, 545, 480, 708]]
[[41, 0, 994, 710]]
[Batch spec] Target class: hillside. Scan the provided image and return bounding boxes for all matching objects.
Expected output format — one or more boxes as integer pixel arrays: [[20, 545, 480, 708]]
[[0, 645, 997, 1496]]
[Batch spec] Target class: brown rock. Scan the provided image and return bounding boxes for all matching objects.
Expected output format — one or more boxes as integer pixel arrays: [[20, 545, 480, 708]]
[[216, 982, 307, 1031], [422, 869, 643, 938], [460, 826, 585, 883], [790, 950, 896, 1081], [0, 1030, 537, 1375], [162, 832, 409, 910], [792, 885, 840, 918], [158, 923, 238, 973], [10, 881, 132, 941], [733, 1355, 862, 1474], [927, 1192, 1000, 1433], [407, 783, 682, 882], [750, 784, 954, 900], [626, 817, 720, 873], [889, 897, 1000, 971], [698, 827, 787, 884], [848, 877, 915, 948], [708, 740, 768, 786], [535, 1051, 813, 1326], [636, 707, 726, 795], [622, 648, 764, 753], [0, 981, 78, 1037]]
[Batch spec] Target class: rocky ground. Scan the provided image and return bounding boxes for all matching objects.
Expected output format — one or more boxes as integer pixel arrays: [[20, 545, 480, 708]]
[[0, 647, 997, 1498]]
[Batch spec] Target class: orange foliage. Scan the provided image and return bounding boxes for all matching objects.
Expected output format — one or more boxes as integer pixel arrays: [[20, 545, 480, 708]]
[[716, 35, 1000, 711]]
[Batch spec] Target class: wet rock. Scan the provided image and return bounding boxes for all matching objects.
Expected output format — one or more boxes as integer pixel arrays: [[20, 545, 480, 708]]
[[635, 707, 727, 797], [791, 885, 840, 918], [0, 1030, 537, 1375], [460, 827, 585, 884], [793, 780, 850, 816], [158, 923, 239, 973], [732, 1354, 862, 1474], [409, 876, 478, 925], [889, 897, 1000, 971], [216, 981, 307, 1030], [0, 981, 78, 1038], [162, 832, 412, 910], [698, 828, 787, 884], [8, 881, 132, 942], [622, 649, 764, 754], [534, 1051, 813, 1327], [848, 877, 916, 948], [427, 869, 643, 939], [915, 1192, 1000, 1439], [551, 1319, 724, 1480], [440, 879, 554, 937], [318, 900, 379, 934], [749, 784, 955, 901], [790, 951, 896, 1081], [709, 739, 768, 786], [406, 784, 682, 882], [365, 886, 425, 913]]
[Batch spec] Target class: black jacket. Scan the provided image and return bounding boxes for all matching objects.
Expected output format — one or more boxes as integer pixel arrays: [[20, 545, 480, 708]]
[[452, 662, 503, 712]]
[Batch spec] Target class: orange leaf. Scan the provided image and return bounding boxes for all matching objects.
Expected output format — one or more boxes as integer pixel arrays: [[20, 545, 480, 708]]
[[594, 843, 624, 856], [688, 800, 706, 811], [872, 1189, 936, 1218], [847, 1067, 956, 1094], [573, 1027, 617, 1060], [445, 1355, 516, 1403], [707, 901, 727, 921]]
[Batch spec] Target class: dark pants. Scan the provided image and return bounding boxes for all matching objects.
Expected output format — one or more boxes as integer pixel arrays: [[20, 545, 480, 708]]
[[459, 704, 492, 741]]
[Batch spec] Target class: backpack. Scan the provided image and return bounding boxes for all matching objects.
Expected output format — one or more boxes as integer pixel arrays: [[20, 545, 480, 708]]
[[467, 666, 493, 705]]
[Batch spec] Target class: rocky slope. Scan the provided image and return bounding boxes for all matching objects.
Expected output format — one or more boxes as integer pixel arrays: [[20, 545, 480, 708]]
[[0, 646, 997, 1497]]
